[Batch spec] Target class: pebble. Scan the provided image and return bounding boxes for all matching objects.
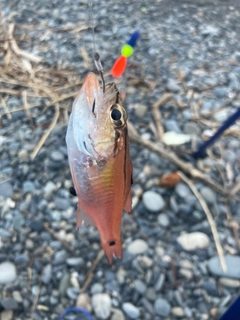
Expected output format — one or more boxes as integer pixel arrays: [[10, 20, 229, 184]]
[[157, 213, 170, 227], [54, 197, 70, 210], [175, 183, 191, 198], [200, 187, 217, 204], [0, 262, 17, 284], [155, 273, 165, 292], [154, 298, 170, 317], [91, 283, 104, 295], [59, 272, 70, 296], [111, 308, 125, 320], [76, 293, 92, 312], [122, 302, 140, 319], [171, 306, 185, 317], [134, 279, 147, 294], [127, 239, 149, 255], [183, 122, 201, 135], [50, 150, 64, 162], [44, 181, 56, 195], [219, 277, 240, 288], [166, 79, 181, 92], [208, 255, 240, 279], [92, 293, 111, 319], [177, 232, 210, 251], [66, 257, 84, 266], [23, 181, 35, 193], [42, 264, 52, 284], [53, 250, 67, 265], [134, 103, 147, 118], [0, 311, 13, 320], [66, 287, 80, 300], [0, 181, 13, 198], [165, 120, 182, 133], [1, 298, 18, 310], [142, 191, 165, 212], [163, 131, 191, 146]]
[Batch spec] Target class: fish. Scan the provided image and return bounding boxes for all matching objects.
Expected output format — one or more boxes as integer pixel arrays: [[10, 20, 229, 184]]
[[66, 72, 132, 264]]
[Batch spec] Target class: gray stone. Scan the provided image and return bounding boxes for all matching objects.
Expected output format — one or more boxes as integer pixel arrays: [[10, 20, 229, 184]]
[[155, 273, 165, 292], [66, 287, 80, 300], [200, 187, 217, 204], [154, 298, 170, 317], [122, 302, 140, 319], [92, 293, 111, 319], [111, 308, 125, 320], [54, 197, 70, 210], [59, 272, 70, 296], [0, 262, 17, 284], [134, 104, 147, 118], [208, 255, 240, 279], [53, 250, 67, 265], [183, 122, 201, 135], [157, 213, 170, 227], [1, 298, 18, 310], [23, 181, 35, 193], [50, 150, 64, 162], [175, 183, 191, 198], [177, 232, 210, 251], [134, 279, 147, 294], [42, 264, 52, 284], [171, 307, 185, 317], [142, 191, 165, 212], [164, 120, 182, 133], [219, 278, 240, 288], [127, 239, 148, 255], [44, 181, 56, 195], [166, 79, 181, 92], [0, 181, 13, 198], [66, 257, 84, 266], [0, 311, 13, 320], [91, 283, 104, 295]]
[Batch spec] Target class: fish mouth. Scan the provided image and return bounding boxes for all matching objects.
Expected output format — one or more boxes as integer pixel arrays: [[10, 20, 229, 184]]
[[81, 72, 101, 111]]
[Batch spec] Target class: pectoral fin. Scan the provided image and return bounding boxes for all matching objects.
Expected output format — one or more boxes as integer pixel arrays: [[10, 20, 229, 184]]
[[76, 204, 95, 228]]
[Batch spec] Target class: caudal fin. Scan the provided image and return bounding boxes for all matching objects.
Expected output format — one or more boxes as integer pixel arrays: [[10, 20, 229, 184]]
[[101, 238, 123, 265]]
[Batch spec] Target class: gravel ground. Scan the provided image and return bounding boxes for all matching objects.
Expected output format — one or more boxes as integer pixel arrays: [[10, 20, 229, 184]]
[[1, 0, 240, 320]]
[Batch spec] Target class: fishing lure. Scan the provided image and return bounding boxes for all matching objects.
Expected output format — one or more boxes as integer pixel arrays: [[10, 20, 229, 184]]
[[66, 54, 133, 264], [111, 30, 140, 78]]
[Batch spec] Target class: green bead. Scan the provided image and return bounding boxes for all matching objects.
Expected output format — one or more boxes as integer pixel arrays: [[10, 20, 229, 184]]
[[121, 44, 134, 58]]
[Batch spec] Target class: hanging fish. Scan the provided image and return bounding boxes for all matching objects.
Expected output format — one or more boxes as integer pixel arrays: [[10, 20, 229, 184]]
[[66, 69, 132, 264]]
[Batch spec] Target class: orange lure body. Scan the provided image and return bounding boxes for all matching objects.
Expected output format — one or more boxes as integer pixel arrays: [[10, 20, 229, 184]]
[[66, 72, 132, 264]]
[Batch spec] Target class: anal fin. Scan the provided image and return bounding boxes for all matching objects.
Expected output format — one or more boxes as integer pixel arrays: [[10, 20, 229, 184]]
[[76, 205, 95, 228]]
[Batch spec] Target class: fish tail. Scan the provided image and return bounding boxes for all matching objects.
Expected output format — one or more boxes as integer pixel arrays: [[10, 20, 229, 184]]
[[101, 238, 123, 265]]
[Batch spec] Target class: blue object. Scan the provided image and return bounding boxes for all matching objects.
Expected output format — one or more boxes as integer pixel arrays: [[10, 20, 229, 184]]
[[127, 30, 140, 47], [193, 108, 240, 158], [58, 307, 94, 320], [219, 296, 240, 320]]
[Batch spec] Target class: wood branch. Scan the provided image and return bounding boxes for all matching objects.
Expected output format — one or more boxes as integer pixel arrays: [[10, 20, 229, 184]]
[[178, 171, 227, 272], [128, 121, 240, 201], [152, 93, 173, 141]]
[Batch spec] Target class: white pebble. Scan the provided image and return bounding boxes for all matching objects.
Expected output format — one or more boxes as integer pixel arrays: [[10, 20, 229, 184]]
[[177, 232, 210, 251], [127, 239, 149, 255]]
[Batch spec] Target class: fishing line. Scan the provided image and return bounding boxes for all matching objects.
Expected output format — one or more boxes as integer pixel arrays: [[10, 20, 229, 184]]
[[88, 0, 105, 92]]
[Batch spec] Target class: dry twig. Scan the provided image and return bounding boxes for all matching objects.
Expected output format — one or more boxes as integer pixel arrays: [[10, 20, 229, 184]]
[[81, 250, 105, 293], [152, 93, 172, 141], [128, 122, 240, 201], [42, 222, 74, 252], [177, 171, 227, 272]]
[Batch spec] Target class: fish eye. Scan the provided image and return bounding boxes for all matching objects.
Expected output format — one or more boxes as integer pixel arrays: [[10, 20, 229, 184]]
[[110, 104, 127, 128], [111, 108, 121, 121]]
